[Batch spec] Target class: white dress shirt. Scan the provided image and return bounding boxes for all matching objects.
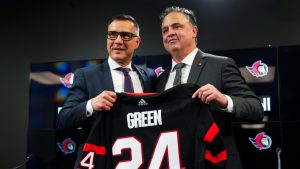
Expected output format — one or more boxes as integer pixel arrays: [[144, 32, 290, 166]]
[[165, 48, 197, 91], [165, 48, 234, 113], [86, 57, 143, 116], [107, 57, 143, 93]]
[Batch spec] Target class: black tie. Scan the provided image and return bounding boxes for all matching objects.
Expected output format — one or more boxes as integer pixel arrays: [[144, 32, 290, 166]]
[[172, 63, 186, 86], [117, 67, 134, 92]]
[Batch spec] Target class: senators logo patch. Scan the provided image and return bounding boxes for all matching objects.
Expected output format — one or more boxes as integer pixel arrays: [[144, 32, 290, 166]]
[[60, 72, 74, 88], [154, 67, 165, 77], [249, 132, 272, 150], [57, 138, 76, 154], [246, 60, 268, 78]]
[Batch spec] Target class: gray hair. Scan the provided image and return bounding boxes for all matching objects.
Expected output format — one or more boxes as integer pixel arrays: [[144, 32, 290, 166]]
[[160, 6, 198, 43], [108, 14, 140, 36], [159, 6, 197, 26]]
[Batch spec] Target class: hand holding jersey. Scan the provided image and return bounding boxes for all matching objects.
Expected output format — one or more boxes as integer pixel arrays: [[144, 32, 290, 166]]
[[91, 91, 117, 111], [157, 7, 263, 169], [192, 83, 228, 109], [77, 84, 227, 169]]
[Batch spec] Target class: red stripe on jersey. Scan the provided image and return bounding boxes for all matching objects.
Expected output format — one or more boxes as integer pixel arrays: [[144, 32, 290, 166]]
[[203, 122, 219, 143], [204, 149, 227, 164], [83, 143, 106, 155], [125, 92, 157, 96]]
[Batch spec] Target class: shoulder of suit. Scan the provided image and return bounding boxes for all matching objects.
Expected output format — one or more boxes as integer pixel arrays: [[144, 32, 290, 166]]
[[74, 64, 102, 75], [133, 64, 154, 72], [200, 52, 235, 64], [202, 52, 229, 60], [201, 52, 237, 67]]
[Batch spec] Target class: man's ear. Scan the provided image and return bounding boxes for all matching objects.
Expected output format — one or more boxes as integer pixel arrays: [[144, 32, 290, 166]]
[[135, 36, 141, 48], [192, 25, 198, 38]]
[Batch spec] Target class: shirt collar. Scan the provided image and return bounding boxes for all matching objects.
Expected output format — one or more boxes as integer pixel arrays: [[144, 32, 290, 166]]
[[171, 48, 198, 71], [108, 56, 132, 70]]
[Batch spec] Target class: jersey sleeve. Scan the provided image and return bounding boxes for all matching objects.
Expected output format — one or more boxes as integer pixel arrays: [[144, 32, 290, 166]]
[[197, 101, 228, 168], [75, 113, 112, 169]]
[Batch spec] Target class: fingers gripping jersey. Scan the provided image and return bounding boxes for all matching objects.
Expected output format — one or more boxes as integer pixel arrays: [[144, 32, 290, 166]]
[[77, 83, 227, 169]]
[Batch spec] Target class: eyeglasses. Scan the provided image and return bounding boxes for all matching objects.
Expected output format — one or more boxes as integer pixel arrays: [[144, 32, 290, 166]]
[[107, 31, 138, 41]]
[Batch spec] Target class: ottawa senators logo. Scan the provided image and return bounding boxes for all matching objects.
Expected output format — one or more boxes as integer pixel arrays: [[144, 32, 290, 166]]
[[59, 72, 74, 88], [57, 138, 76, 154], [246, 60, 268, 78], [154, 67, 165, 77], [249, 132, 272, 150]]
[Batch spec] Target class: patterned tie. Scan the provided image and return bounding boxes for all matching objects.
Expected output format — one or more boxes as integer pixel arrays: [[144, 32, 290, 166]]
[[117, 67, 134, 92], [172, 63, 186, 86]]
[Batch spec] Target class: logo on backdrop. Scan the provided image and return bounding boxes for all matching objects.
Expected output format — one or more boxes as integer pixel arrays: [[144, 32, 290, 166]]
[[249, 132, 272, 150], [57, 138, 76, 154], [246, 60, 268, 78], [60, 72, 74, 88], [154, 67, 165, 77]]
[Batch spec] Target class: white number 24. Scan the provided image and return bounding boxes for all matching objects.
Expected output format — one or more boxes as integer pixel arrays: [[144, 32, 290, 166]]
[[80, 131, 184, 169]]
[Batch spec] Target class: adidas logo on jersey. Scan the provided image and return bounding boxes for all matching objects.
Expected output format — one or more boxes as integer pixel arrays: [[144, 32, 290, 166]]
[[138, 99, 149, 106]]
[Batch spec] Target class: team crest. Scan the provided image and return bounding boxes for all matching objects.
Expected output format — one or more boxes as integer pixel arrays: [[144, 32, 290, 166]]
[[60, 72, 74, 88], [57, 138, 76, 154], [246, 60, 268, 78], [249, 132, 272, 150], [154, 67, 165, 77]]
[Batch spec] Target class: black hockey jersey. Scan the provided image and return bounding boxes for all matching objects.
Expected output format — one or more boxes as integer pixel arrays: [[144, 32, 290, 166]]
[[76, 83, 227, 169]]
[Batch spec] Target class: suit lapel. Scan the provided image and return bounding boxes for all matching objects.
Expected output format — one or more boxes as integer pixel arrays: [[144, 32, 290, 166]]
[[99, 60, 114, 91], [132, 64, 150, 92], [157, 66, 171, 92], [187, 50, 206, 83]]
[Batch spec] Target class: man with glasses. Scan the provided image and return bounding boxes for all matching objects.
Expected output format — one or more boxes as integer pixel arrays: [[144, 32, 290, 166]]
[[57, 14, 156, 168], [156, 6, 264, 169]]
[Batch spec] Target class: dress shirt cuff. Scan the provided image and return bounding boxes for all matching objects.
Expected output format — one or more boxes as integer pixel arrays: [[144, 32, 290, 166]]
[[223, 95, 234, 113], [86, 99, 94, 117]]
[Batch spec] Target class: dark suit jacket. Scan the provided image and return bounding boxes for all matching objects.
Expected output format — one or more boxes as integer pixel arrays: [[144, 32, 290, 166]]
[[57, 59, 156, 142], [156, 50, 264, 169]]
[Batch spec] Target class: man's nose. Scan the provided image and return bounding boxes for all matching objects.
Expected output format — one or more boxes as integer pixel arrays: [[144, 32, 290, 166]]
[[167, 28, 176, 37], [114, 35, 124, 43]]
